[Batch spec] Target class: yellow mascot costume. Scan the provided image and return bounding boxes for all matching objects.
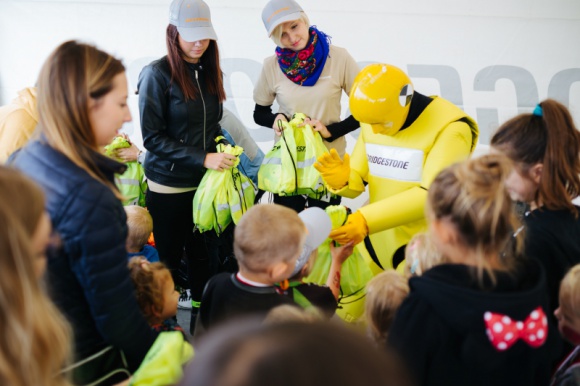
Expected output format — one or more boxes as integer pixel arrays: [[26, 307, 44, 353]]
[[315, 64, 479, 271]]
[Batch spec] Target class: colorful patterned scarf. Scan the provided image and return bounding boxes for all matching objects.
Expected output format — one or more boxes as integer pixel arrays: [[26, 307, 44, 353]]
[[275, 26, 330, 87]]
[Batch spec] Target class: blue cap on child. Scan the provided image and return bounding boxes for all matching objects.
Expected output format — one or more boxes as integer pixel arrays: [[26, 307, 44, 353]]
[[291, 207, 332, 277]]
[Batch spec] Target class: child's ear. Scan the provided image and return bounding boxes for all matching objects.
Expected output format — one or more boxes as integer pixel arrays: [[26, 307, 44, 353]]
[[149, 304, 162, 319], [300, 262, 310, 276], [269, 260, 291, 282]]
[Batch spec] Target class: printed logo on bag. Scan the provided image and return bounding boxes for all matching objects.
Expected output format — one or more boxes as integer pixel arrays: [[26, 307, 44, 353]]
[[365, 143, 423, 182]]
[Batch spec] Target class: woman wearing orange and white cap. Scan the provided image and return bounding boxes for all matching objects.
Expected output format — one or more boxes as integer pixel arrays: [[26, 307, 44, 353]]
[[253, 0, 360, 213]]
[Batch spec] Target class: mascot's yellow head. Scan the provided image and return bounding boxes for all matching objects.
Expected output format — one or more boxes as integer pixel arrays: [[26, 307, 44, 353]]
[[349, 64, 414, 136]]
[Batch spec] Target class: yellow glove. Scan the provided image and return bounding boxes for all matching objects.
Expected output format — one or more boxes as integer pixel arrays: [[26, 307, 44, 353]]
[[314, 148, 350, 190], [329, 211, 368, 246]]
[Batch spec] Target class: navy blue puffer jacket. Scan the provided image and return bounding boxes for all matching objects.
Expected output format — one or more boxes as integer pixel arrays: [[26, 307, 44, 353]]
[[12, 140, 156, 371]]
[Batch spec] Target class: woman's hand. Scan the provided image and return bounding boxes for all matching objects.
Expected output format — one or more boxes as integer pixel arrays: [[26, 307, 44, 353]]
[[272, 113, 288, 136], [113, 135, 141, 162], [204, 152, 236, 171], [301, 117, 330, 139], [115, 143, 140, 163]]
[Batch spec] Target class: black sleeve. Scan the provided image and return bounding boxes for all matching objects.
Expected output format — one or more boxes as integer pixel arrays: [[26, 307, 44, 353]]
[[325, 115, 359, 142], [253, 103, 289, 128]]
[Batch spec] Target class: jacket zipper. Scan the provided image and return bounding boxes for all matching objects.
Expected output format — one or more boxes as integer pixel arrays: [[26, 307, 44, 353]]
[[195, 69, 207, 151]]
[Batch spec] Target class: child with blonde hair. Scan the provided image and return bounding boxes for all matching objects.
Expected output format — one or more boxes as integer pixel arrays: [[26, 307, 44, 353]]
[[552, 265, 580, 385], [389, 154, 559, 386], [196, 204, 330, 336], [364, 271, 409, 346], [128, 257, 181, 333], [404, 232, 444, 278], [264, 304, 325, 325], [125, 205, 159, 263], [276, 207, 352, 318]]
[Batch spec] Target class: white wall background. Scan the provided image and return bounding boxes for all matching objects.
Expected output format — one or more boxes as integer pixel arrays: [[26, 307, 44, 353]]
[[1, 0, 579, 160]]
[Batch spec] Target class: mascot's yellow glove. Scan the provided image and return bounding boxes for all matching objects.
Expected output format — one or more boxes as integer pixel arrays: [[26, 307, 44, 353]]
[[314, 149, 350, 190], [329, 211, 368, 246]]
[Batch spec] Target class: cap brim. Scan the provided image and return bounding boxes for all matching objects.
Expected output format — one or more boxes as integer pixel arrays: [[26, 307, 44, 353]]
[[299, 207, 332, 250], [267, 11, 303, 36], [292, 207, 332, 276], [177, 26, 218, 42]]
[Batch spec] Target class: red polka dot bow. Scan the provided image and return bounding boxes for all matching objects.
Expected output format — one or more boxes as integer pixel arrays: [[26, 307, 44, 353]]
[[484, 307, 548, 351]]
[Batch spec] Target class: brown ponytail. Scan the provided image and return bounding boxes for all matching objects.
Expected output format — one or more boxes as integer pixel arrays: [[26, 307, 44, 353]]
[[491, 99, 580, 215]]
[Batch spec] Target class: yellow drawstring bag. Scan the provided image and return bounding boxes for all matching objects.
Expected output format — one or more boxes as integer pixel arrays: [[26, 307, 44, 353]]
[[258, 120, 297, 195], [303, 205, 375, 323], [104, 136, 147, 206], [193, 138, 255, 235], [292, 113, 328, 196], [129, 331, 194, 386], [258, 113, 327, 197]]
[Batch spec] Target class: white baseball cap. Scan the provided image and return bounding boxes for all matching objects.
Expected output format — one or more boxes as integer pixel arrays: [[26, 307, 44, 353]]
[[261, 0, 304, 37], [291, 207, 332, 277], [169, 0, 218, 42]]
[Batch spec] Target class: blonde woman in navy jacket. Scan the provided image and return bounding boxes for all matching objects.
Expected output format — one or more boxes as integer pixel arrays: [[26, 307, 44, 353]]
[[11, 41, 156, 385]]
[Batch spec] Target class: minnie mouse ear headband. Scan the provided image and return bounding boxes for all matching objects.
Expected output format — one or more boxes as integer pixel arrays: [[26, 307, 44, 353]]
[[291, 207, 332, 277], [169, 0, 218, 42], [262, 0, 304, 37]]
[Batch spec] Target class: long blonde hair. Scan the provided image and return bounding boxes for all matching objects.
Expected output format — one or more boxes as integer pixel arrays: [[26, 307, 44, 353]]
[[0, 170, 72, 386], [36, 40, 125, 198], [427, 154, 523, 284]]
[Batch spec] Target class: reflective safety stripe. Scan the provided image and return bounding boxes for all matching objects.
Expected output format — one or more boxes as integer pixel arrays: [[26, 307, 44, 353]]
[[296, 156, 317, 169], [216, 204, 229, 211]]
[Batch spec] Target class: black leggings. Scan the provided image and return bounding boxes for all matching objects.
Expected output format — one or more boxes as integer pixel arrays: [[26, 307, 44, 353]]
[[146, 189, 235, 301]]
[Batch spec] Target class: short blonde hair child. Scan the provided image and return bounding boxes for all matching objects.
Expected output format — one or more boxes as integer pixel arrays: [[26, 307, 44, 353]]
[[264, 304, 324, 325], [270, 13, 311, 47], [234, 204, 305, 273], [128, 256, 171, 324], [559, 265, 580, 320], [364, 271, 409, 346], [404, 232, 444, 278], [125, 206, 153, 251]]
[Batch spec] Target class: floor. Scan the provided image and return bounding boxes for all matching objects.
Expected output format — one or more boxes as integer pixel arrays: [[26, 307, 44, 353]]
[[177, 306, 193, 340]]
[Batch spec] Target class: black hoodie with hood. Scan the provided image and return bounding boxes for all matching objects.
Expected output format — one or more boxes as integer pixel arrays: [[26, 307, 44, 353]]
[[388, 259, 560, 386]]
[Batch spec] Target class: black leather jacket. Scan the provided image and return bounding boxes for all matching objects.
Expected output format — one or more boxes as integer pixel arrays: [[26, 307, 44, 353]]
[[138, 56, 223, 187]]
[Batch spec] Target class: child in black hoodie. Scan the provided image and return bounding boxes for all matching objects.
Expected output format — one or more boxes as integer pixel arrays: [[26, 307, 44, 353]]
[[388, 154, 559, 386]]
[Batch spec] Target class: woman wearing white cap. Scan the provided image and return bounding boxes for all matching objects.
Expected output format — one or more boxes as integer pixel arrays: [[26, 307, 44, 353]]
[[137, 0, 234, 334], [254, 0, 360, 212]]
